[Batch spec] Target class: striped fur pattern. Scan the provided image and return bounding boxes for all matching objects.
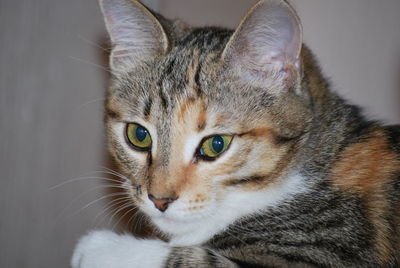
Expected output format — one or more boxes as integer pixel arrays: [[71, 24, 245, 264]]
[[74, 0, 400, 267]]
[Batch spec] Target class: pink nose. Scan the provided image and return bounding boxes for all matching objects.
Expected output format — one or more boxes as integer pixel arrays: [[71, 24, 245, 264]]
[[148, 194, 177, 212]]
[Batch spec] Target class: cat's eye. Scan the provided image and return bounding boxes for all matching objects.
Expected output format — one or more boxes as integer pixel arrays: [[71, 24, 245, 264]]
[[126, 123, 152, 151], [198, 135, 233, 160]]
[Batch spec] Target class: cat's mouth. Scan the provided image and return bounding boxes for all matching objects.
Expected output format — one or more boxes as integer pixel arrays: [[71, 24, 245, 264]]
[[140, 196, 214, 222]]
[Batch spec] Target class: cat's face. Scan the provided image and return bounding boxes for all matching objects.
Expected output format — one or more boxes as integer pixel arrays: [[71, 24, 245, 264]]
[[101, 0, 311, 244]]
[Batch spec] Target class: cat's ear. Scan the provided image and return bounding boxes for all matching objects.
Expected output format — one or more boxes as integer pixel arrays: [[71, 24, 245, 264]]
[[99, 0, 168, 72], [222, 0, 302, 89]]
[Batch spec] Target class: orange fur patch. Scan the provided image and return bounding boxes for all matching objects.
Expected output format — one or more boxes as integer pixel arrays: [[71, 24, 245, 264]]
[[178, 97, 195, 123], [331, 130, 400, 264], [196, 102, 207, 131], [240, 127, 273, 138]]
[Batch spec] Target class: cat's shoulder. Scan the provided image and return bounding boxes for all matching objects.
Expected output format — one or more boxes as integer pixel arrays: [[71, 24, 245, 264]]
[[330, 124, 400, 195]]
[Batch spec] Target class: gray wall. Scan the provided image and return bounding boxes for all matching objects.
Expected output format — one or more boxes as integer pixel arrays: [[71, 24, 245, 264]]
[[0, 0, 109, 267], [1, 0, 399, 267]]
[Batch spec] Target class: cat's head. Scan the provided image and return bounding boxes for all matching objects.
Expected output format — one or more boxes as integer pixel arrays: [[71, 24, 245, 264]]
[[100, 0, 312, 244]]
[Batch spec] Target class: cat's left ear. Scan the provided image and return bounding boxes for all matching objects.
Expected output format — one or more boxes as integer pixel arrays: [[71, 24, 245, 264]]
[[222, 0, 302, 90], [99, 0, 168, 73]]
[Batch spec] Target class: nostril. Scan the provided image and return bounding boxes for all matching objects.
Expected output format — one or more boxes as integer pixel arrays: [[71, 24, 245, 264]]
[[148, 194, 177, 212]]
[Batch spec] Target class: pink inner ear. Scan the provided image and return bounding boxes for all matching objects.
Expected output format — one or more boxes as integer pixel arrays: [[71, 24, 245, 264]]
[[99, 0, 167, 71], [280, 13, 302, 63], [224, 0, 302, 78], [251, 5, 301, 64]]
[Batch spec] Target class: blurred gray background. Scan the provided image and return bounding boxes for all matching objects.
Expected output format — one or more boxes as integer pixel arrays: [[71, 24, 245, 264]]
[[1, 0, 399, 267]]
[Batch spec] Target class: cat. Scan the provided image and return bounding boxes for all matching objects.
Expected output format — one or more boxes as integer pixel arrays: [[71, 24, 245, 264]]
[[71, 0, 400, 267]]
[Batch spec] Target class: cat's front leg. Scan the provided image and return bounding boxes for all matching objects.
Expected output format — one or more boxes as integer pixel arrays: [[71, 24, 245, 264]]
[[71, 230, 170, 268], [71, 230, 238, 268]]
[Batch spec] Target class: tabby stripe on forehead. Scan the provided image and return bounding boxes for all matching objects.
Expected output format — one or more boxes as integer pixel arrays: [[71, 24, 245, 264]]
[[157, 58, 176, 109], [194, 62, 201, 92], [143, 97, 152, 118], [181, 28, 232, 52], [159, 86, 168, 109], [186, 49, 203, 97]]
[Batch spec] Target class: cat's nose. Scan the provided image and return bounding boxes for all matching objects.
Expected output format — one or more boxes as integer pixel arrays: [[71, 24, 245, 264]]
[[148, 194, 177, 212]]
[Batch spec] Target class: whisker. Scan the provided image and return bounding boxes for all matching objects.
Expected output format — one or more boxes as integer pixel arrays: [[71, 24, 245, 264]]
[[127, 211, 138, 233], [78, 97, 106, 110], [48, 176, 125, 191], [111, 205, 137, 232], [93, 196, 132, 228], [55, 184, 127, 223], [132, 213, 149, 235], [71, 191, 130, 218], [77, 34, 111, 52], [90, 169, 131, 182], [97, 166, 131, 181], [107, 202, 135, 227], [69, 56, 114, 74]]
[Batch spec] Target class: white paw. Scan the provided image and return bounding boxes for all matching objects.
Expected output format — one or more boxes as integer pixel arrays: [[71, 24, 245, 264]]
[[71, 230, 170, 268]]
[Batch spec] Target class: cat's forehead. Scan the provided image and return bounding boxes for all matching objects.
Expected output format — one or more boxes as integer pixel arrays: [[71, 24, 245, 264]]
[[114, 62, 270, 113], [112, 67, 273, 126], [149, 28, 233, 99], [108, 27, 279, 127]]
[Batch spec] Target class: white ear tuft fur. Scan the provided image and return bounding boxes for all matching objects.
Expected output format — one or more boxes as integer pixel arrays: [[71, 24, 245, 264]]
[[99, 0, 168, 72], [223, 0, 302, 86]]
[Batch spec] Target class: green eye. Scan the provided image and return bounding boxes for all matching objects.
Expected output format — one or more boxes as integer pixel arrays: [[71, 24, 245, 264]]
[[126, 123, 152, 150], [199, 135, 233, 159]]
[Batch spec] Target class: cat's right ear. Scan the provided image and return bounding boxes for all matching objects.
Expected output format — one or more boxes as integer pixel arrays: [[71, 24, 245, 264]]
[[99, 0, 168, 73], [222, 0, 302, 92]]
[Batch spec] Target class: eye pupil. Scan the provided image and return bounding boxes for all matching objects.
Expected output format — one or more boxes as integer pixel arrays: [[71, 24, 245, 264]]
[[135, 126, 148, 142], [212, 136, 224, 153]]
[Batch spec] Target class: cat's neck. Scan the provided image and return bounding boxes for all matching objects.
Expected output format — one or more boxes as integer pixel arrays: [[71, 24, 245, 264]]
[[299, 47, 375, 176]]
